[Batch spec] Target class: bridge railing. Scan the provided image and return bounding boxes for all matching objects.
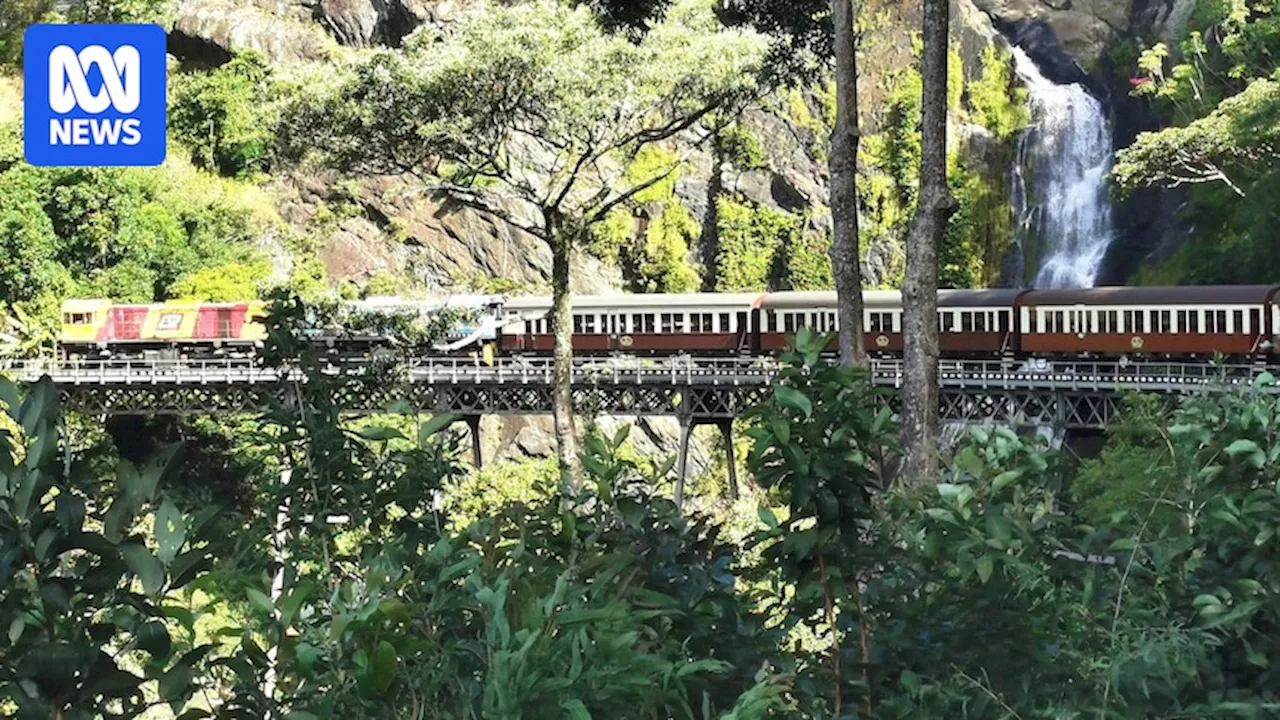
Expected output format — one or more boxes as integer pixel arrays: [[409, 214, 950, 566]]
[[0, 356, 1274, 392]]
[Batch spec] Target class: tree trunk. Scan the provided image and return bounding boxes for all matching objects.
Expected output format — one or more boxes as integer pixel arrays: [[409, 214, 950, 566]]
[[900, 0, 956, 484], [829, 0, 867, 368], [548, 219, 584, 489]]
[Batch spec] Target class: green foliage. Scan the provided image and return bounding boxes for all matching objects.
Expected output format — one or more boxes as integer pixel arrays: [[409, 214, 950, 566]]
[[634, 204, 700, 293], [967, 46, 1030, 140], [0, 379, 218, 718], [714, 197, 797, 291], [170, 260, 272, 301], [170, 53, 278, 178], [627, 145, 683, 205], [714, 122, 767, 170], [0, 0, 53, 67], [0, 161, 272, 314], [442, 458, 558, 530], [941, 151, 1015, 288], [780, 229, 832, 290], [1120, 1, 1280, 284]]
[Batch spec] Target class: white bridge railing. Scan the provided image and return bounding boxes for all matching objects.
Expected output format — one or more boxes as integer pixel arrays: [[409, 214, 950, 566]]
[[0, 356, 1274, 392]]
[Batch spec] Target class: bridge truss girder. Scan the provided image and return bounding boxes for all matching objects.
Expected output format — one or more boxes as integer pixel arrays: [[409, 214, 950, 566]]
[[58, 380, 1122, 430]]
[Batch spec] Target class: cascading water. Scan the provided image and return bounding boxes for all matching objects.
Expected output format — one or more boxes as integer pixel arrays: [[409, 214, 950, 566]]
[[1010, 47, 1116, 289]]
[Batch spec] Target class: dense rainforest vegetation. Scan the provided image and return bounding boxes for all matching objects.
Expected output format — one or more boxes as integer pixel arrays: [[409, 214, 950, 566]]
[[5, 0, 1280, 717], [1114, 0, 1280, 284], [5, 321, 1280, 717]]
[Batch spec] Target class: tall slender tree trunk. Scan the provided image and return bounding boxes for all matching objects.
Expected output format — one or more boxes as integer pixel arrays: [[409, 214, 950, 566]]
[[900, 0, 956, 484], [548, 217, 584, 489], [829, 0, 867, 367]]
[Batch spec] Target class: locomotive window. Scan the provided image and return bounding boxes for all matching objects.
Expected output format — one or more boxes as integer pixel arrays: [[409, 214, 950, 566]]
[[1233, 310, 1245, 334], [65, 312, 93, 325], [869, 313, 882, 332]]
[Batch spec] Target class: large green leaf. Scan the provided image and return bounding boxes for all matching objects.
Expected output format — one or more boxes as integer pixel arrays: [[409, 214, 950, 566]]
[[154, 499, 186, 566], [121, 543, 165, 597], [135, 621, 172, 660], [774, 386, 812, 418], [371, 640, 398, 692]]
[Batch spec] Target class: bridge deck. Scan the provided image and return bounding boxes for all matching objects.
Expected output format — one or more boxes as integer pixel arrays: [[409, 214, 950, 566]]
[[4, 356, 1273, 428]]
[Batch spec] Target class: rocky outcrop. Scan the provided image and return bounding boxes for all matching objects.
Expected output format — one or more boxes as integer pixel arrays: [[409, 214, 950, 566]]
[[276, 173, 622, 294], [970, 0, 1133, 73], [171, 0, 339, 64]]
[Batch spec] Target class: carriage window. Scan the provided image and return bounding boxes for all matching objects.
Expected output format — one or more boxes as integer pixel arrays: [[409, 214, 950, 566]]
[[973, 313, 986, 333], [691, 314, 703, 332], [1204, 310, 1227, 334], [1186, 311, 1200, 333], [1158, 310, 1172, 333], [1249, 309, 1260, 335], [783, 314, 796, 333], [941, 312, 954, 332], [572, 316, 584, 333], [827, 312, 838, 331], [719, 313, 732, 332], [869, 313, 882, 332], [1233, 310, 1245, 334], [1026, 311, 1038, 333], [659, 314, 674, 333], [640, 314, 655, 333], [583, 315, 598, 333]]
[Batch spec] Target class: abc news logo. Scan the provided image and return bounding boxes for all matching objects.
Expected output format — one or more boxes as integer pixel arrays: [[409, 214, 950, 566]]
[[24, 24, 166, 167]]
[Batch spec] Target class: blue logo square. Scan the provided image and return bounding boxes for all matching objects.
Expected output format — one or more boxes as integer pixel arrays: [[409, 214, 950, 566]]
[[23, 24, 167, 167]]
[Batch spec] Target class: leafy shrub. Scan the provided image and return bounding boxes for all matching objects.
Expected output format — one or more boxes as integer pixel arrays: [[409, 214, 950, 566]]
[[714, 197, 797, 291], [170, 53, 278, 178]]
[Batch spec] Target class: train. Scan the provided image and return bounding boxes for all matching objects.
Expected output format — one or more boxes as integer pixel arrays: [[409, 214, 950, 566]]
[[57, 285, 1280, 362]]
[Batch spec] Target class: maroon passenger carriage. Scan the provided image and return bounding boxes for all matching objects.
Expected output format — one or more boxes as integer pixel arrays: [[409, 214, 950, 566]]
[[495, 286, 1280, 362]]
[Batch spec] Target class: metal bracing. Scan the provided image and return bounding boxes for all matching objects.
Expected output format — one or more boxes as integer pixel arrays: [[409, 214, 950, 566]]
[[17, 355, 1263, 430]]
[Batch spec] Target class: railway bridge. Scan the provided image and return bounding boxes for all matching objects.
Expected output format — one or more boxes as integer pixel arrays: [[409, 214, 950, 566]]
[[5, 356, 1273, 501]]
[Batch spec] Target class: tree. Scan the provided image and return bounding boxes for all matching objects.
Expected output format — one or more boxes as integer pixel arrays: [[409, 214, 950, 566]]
[[727, 0, 868, 364], [1113, 77, 1280, 199], [828, 0, 867, 366], [900, 0, 956, 483], [282, 0, 764, 486]]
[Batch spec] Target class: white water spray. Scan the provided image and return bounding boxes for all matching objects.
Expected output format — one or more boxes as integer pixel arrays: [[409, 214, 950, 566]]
[[1010, 47, 1115, 289]]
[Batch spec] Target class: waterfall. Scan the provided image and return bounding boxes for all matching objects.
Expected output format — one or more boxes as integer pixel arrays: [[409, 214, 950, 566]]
[[1010, 47, 1116, 289]]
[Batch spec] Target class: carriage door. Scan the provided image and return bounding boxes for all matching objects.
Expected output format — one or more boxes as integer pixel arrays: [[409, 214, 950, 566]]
[[1073, 304, 1089, 343], [217, 308, 233, 339]]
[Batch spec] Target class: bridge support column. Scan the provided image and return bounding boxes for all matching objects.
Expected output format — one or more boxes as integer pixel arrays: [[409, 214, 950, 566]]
[[674, 415, 693, 509], [463, 415, 483, 469], [718, 419, 738, 501]]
